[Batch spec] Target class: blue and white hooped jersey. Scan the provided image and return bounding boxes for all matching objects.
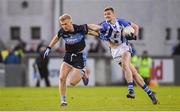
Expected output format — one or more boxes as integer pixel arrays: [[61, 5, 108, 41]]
[[99, 18, 131, 44]]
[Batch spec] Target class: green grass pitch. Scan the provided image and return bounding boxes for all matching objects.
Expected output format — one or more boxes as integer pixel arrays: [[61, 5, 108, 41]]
[[0, 86, 180, 111]]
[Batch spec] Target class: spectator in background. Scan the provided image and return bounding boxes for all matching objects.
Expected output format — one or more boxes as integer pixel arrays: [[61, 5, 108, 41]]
[[33, 46, 50, 87], [130, 43, 139, 70], [88, 42, 97, 53], [1, 48, 9, 61], [139, 50, 152, 85], [173, 41, 180, 55], [95, 39, 106, 54], [88, 39, 106, 54], [27, 47, 36, 53], [18, 38, 27, 53], [4, 48, 21, 64], [14, 45, 24, 56], [14, 39, 26, 63], [37, 40, 45, 52]]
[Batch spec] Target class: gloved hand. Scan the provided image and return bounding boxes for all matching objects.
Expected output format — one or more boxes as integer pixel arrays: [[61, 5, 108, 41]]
[[43, 47, 51, 59]]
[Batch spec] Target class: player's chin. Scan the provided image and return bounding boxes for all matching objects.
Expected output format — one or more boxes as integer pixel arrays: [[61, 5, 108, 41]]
[[106, 18, 111, 22], [64, 29, 69, 31]]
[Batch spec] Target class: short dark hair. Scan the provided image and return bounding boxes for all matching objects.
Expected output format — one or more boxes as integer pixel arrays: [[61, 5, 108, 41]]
[[104, 7, 114, 12]]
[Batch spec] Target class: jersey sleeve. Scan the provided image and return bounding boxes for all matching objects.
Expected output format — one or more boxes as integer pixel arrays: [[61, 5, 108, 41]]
[[99, 21, 108, 31], [57, 29, 63, 39], [98, 21, 111, 40], [118, 18, 131, 27], [78, 24, 88, 34]]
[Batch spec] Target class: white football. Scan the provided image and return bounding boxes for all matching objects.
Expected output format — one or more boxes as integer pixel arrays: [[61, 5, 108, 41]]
[[122, 26, 135, 37]]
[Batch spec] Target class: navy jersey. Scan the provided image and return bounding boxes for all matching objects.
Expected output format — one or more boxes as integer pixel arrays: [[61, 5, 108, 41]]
[[99, 18, 131, 44], [57, 24, 88, 53]]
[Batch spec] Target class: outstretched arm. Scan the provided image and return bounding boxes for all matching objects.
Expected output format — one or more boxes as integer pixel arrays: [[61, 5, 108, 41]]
[[48, 35, 60, 48], [85, 24, 101, 37], [43, 35, 60, 59], [87, 30, 99, 37], [87, 24, 102, 31]]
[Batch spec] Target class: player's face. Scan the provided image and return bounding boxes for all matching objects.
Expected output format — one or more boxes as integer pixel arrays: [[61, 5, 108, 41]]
[[60, 19, 73, 31], [104, 10, 115, 22]]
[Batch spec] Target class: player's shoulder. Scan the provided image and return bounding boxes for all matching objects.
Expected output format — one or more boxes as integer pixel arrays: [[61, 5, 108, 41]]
[[117, 18, 128, 23], [73, 24, 88, 32], [73, 24, 79, 28], [73, 24, 87, 30], [117, 18, 126, 21], [99, 21, 109, 29], [58, 28, 64, 34], [99, 21, 106, 25], [73, 24, 87, 28], [99, 21, 108, 26], [117, 18, 131, 26], [57, 28, 64, 38]]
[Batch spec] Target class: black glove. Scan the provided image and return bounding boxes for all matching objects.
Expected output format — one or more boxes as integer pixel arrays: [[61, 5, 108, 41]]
[[43, 47, 51, 59], [125, 33, 137, 40]]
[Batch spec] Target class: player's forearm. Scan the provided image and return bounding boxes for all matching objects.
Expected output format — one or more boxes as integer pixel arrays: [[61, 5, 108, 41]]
[[48, 35, 59, 48], [88, 30, 99, 37], [87, 24, 102, 31]]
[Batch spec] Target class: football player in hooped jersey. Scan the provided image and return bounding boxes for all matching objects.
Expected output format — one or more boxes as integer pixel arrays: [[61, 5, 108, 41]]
[[93, 7, 158, 104], [43, 14, 100, 106]]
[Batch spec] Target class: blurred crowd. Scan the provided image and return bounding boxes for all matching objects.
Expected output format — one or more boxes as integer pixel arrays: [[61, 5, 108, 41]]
[[1, 36, 180, 65], [0, 38, 108, 64], [0, 39, 25, 64]]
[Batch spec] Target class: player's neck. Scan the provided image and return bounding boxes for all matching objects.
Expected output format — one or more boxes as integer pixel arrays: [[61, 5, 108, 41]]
[[109, 18, 116, 25]]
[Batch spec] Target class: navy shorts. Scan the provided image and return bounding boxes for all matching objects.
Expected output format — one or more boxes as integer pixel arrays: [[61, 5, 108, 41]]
[[63, 52, 86, 69]]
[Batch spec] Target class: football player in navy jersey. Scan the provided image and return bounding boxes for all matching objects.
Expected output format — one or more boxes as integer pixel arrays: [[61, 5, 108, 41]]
[[91, 7, 158, 104], [43, 14, 99, 106]]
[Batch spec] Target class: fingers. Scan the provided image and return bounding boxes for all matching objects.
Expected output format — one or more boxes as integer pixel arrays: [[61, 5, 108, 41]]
[[43, 52, 47, 59], [43, 48, 50, 59], [43, 51, 46, 59]]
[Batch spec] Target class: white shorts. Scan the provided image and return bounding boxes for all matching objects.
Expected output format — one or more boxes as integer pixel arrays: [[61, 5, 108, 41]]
[[110, 43, 131, 63]]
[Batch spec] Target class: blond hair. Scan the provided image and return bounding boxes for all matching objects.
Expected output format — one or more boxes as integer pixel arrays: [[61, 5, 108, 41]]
[[59, 14, 72, 22]]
